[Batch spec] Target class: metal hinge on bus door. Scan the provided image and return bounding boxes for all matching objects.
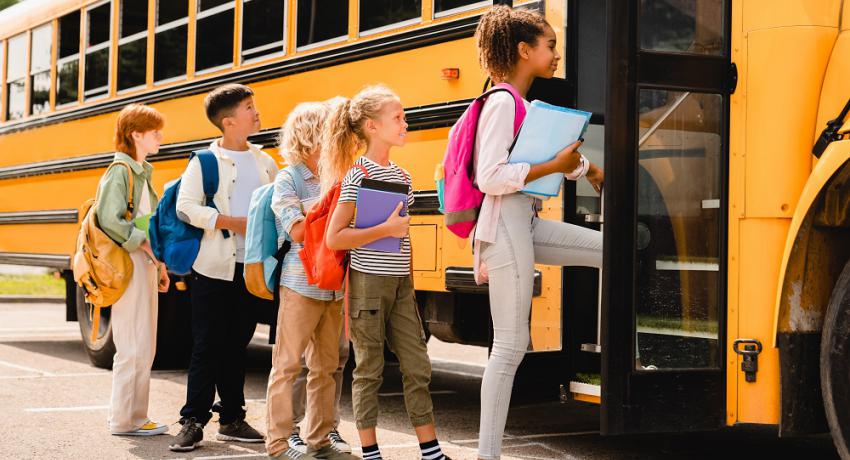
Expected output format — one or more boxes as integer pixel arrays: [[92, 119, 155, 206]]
[[733, 338, 763, 382]]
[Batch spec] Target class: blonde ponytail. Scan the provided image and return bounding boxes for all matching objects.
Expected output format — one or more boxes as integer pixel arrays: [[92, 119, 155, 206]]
[[318, 85, 400, 195]]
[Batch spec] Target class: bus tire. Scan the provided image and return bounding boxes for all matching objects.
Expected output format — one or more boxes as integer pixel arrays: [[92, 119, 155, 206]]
[[821, 258, 850, 460], [75, 286, 116, 369]]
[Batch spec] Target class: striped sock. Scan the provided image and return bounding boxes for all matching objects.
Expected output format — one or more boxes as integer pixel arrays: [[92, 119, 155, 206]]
[[362, 443, 382, 460], [420, 439, 448, 460]]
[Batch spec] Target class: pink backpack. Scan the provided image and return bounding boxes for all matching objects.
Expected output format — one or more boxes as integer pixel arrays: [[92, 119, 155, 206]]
[[437, 83, 526, 238]]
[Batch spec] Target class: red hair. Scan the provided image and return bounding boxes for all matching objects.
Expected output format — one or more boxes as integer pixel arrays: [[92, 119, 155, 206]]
[[114, 104, 165, 158]]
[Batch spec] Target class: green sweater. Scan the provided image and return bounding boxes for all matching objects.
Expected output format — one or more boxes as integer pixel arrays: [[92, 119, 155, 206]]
[[95, 152, 159, 252]]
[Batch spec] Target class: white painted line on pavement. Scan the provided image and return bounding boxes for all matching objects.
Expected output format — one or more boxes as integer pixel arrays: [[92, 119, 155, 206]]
[[0, 359, 54, 376], [25, 404, 108, 413], [450, 430, 600, 444], [0, 371, 107, 380], [0, 326, 78, 332]]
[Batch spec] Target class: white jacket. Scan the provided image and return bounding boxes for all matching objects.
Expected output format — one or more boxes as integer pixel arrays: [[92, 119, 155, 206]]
[[176, 139, 279, 281]]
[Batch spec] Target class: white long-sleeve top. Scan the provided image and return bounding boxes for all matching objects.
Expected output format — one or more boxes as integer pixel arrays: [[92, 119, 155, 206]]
[[472, 91, 589, 284], [176, 139, 278, 281]]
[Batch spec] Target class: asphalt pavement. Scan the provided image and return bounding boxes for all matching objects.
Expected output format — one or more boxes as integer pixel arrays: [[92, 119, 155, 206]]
[[0, 301, 840, 460]]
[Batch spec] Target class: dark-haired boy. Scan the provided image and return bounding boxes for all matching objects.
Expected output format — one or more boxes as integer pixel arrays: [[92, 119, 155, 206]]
[[171, 84, 279, 452]]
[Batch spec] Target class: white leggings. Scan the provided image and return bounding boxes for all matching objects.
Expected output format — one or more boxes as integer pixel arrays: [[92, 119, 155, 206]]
[[477, 193, 602, 459]]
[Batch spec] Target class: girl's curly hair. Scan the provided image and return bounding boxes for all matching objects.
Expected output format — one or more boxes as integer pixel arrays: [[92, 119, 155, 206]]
[[474, 5, 549, 81]]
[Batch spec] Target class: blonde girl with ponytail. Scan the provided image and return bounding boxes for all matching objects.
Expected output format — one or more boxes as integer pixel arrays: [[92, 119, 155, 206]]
[[323, 85, 452, 460]]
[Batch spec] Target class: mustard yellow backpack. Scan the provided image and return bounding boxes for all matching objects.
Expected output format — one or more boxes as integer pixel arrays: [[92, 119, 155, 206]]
[[72, 161, 135, 341]]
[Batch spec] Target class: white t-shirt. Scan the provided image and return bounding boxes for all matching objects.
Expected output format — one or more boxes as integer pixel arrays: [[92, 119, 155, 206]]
[[220, 147, 262, 263]]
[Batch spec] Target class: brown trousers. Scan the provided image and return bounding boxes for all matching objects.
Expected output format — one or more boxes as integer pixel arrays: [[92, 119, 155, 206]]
[[265, 287, 342, 455]]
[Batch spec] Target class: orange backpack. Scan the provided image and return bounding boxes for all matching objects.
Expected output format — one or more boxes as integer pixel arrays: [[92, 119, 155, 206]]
[[299, 164, 369, 291]]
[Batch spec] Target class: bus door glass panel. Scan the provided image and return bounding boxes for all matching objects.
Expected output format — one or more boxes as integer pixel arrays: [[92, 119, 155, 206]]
[[155, 0, 188, 83], [636, 89, 722, 369], [85, 2, 111, 100], [57, 11, 81, 106], [30, 24, 52, 115], [296, 0, 348, 49], [640, 0, 723, 55], [6, 33, 27, 120]]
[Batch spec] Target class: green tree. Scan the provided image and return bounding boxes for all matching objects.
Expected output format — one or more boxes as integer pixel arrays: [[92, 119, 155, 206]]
[[0, 0, 19, 12]]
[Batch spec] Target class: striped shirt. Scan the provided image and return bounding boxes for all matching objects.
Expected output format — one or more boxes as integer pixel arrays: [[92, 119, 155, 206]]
[[338, 156, 414, 277], [270, 163, 342, 301]]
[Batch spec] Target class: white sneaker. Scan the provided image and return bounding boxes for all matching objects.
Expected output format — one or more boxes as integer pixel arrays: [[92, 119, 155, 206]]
[[288, 432, 308, 454], [113, 421, 168, 436], [328, 429, 352, 454]]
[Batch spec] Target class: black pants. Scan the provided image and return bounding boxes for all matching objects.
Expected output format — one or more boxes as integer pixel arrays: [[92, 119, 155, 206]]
[[179, 264, 270, 425]]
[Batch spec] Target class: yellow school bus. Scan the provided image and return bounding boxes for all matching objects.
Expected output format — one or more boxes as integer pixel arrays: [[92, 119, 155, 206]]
[[4, 0, 850, 456]]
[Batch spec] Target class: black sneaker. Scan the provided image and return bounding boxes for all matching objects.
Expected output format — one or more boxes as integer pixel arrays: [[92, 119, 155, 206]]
[[169, 418, 203, 452], [309, 445, 359, 460], [327, 429, 352, 454], [217, 417, 265, 443], [269, 447, 318, 460]]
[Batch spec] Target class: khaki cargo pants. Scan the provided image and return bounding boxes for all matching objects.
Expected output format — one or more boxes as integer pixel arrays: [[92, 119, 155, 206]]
[[348, 269, 434, 429]]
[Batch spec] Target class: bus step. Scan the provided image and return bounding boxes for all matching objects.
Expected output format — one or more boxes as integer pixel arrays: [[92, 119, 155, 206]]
[[569, 381, 601, 405], [581, 343, 601, 353]]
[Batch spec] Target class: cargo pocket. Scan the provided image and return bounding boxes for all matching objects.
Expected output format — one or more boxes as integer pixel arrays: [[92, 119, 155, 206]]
[[350, 297, 383, 346]]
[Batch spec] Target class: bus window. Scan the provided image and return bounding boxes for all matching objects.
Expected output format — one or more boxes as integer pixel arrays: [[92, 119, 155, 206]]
[[639, 0, 724, 55], [359, 0, 421, 35], [241, 0, 286, 63], [84, 1, 111, 100], [6, 33, 26, 120], [195, 0, 235, 73], [30, 24, 52, 115], [154, 0, 188, 83], [296, 0, 347, 49], [56, 11, 81, 106], [434, 0, 490, 17], [118, 0, 148, 92], [636, 89, 722, 369]]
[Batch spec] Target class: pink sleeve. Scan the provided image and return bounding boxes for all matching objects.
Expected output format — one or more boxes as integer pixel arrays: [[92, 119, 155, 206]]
[[474, 92, 530, 196]]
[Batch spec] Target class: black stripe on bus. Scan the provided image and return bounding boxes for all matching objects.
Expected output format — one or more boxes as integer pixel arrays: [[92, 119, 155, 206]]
[[0, 209, 78, 225], [0, 14, 482, 137], [0, 99, 469, 181], [1, 190, 439, 227], [0, 252, 71, 269]]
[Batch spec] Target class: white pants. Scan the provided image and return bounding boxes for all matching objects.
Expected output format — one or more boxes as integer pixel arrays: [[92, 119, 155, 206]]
[[477, 193, 602, 459], [108, 250, 158, 433]]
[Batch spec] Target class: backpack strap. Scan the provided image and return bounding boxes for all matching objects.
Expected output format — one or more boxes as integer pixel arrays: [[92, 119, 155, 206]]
[[284, 165, 308, 200], [482, 83, 527, 136], [101, 161, 135, 221], [190, 149, 230, 238]]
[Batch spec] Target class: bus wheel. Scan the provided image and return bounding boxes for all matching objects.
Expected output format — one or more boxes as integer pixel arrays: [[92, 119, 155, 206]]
[[821, 258, 850, 460], [75, 286, 116, 369]]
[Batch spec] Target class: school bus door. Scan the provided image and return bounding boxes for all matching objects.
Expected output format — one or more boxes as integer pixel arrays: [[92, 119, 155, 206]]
[[601, 0, 732, 433]]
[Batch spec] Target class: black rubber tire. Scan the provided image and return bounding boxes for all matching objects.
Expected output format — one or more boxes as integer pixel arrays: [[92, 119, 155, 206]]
[[75, 286, 116, 369], [821, 258, 850, 460]]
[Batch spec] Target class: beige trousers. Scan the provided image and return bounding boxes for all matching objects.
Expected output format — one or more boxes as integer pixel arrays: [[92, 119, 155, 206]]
[[108, 250, 158, 433], [266, 287, 342, 455]]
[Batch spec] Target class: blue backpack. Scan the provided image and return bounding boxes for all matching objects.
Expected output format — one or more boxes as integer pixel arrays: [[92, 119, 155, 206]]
[[243, 166, 306, 301], [149, 150, 225, 276]]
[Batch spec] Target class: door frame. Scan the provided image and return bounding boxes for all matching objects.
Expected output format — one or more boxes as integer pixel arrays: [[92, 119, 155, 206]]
[[601, 0, 732, 434]]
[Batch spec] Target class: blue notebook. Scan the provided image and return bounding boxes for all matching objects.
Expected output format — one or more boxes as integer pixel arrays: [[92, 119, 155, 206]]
[[354, 179, 409, 253], [508, 100, 592, 197]]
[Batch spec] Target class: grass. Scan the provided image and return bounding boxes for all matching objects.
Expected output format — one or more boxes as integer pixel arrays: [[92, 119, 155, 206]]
[[0, 273, 65, 297], [637, 314, 719, 334]]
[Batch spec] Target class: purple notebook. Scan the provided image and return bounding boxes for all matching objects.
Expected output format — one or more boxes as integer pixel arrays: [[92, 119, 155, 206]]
[[355, 179, 409, 252]]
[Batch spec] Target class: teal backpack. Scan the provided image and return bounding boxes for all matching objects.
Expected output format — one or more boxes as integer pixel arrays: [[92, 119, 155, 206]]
[[244, 165, 306, 302]]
